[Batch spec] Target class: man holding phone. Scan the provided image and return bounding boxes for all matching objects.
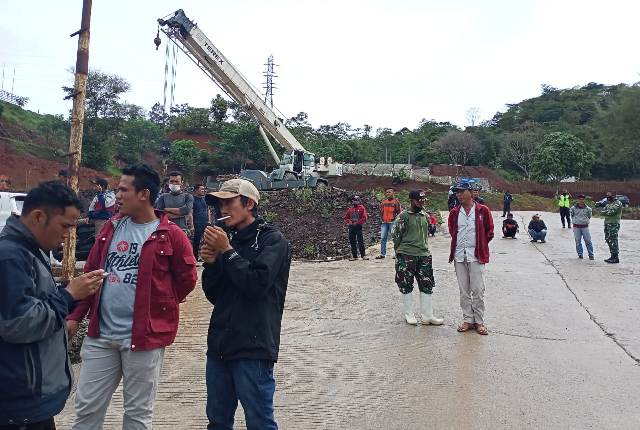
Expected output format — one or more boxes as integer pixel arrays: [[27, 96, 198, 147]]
[[0, 181, 105, 430], [67, 164, 197, 429]]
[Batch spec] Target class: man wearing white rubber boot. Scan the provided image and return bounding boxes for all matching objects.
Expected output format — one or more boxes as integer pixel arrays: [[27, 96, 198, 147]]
[[392, 190, 444, 326]]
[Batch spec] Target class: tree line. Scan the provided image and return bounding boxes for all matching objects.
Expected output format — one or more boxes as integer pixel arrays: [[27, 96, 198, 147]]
[[57, 70, 640, 182]]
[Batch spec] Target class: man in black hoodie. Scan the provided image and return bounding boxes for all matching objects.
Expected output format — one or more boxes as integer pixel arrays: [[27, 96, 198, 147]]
[[200, 179, 291, 430]]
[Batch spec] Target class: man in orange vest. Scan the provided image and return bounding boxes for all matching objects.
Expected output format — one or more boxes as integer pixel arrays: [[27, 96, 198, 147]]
[[376, 188, 402, 259]]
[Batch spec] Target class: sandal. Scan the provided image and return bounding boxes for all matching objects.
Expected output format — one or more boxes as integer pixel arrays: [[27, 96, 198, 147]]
[[457, 322, 473, 332], [475, 324, 489, 335]]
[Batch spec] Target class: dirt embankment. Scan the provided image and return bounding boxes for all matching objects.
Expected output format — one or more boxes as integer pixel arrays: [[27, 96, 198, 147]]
[[260, 188, 382, 260], [0, 143, 112, 191]]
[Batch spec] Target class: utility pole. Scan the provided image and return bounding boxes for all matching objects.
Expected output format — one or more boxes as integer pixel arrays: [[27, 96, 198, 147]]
[[62, 0, 92, 281]]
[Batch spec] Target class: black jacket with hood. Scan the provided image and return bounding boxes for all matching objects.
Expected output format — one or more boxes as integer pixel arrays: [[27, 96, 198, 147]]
[[202, 218, 291, 362]]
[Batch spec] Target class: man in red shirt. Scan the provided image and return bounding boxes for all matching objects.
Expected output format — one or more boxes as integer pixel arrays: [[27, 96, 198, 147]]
[[376, 188, 402, 259], [448, 182, 494, 336], [343, 195, 369, 261], [66, 164, 197, 429]]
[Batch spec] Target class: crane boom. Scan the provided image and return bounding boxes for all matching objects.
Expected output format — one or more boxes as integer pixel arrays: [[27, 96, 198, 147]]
[[158, 10, 305, 155]]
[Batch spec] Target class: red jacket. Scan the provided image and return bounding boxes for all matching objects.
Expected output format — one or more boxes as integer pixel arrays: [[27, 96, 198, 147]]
[[448, 204, 494, 264], [67, 212, 197, 351], [343, 204, 368, 226]]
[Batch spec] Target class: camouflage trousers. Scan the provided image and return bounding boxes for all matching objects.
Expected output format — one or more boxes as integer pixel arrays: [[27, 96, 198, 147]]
[[395, 254, 435, 294], [604, 223, 620, 257]]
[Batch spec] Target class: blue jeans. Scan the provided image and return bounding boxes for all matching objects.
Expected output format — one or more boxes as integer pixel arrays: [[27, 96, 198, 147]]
[[573, 227, 593, 257], [380, 222, 394, 256], [206, 356, 277, 430], [528, 229, 547, 241]]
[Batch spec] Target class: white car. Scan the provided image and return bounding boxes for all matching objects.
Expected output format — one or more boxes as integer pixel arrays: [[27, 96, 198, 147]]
[[0, 192, 27, 231]]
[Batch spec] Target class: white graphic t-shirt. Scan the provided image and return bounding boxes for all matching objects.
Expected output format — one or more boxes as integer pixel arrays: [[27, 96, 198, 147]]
[[99, 217, 160, 340]]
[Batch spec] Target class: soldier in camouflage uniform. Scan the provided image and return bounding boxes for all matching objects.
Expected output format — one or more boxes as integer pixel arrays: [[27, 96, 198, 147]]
[[392, 189, 444, 326], [600, 191, 623, 264]]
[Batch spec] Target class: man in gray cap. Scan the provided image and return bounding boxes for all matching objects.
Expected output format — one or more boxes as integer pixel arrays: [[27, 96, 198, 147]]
[[201, 179, 292, 430]]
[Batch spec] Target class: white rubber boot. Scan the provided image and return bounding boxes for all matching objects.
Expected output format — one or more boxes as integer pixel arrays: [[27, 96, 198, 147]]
[[419, 292, 444, 325], [403, 293, 418, 325]]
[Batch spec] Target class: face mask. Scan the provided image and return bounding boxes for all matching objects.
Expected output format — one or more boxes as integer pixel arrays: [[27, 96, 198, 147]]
[[169, 184, 181, 193]]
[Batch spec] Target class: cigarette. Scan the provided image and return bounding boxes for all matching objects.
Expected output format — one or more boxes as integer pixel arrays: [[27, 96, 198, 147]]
[[216, 216, 231, 222]]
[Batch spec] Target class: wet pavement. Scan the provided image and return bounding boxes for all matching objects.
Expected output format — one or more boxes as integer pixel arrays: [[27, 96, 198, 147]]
[[57, 211, 640, 429]]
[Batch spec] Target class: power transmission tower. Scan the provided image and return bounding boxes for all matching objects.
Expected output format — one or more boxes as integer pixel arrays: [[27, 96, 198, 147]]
[[262, 54, 277, 108]]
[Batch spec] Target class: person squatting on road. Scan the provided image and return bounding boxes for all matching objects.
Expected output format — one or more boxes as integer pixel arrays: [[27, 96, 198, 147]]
[[502, 213, 519, 239], [67, 164, 197, 430], [448, 182, 494, 336], [0, 182, 106, 430], [600, 191, 623, 264], [343, 195, 369, 260], [392, 189, 444, 326], [570, 194, 594, 260], [201, 179, 292, 430], [557, 190, 572, 228], [528, 214, 547, 243], [376, 188, 402, 259]]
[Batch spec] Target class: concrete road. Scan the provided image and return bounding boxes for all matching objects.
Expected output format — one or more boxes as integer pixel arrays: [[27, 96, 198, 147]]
[[57, 211, 640, 429]]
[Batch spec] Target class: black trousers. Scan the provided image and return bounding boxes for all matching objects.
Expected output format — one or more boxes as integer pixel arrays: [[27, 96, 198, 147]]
[[503, 227, 517, 238], [502, 203, 511, 216], [0, 418, 56, 430], [560, 207, 571, 227], [348, 225, 365, 258], [193, 223, 207, 259]]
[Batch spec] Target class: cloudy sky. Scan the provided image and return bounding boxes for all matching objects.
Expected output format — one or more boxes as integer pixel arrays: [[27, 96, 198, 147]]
[[2, 0, 639, 131]]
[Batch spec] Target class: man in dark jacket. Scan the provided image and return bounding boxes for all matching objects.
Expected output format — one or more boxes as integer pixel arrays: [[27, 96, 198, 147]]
[[0, 181, 106, 429], [502, 191, 513, 217], [192, 183, 210, 260], [502, 213, 519, 238], [201, 179, 291, 430], [528, 214, 547, 243]]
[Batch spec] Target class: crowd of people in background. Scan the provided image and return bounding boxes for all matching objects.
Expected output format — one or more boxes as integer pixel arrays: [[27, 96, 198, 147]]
[[0, 164, 628, 429]]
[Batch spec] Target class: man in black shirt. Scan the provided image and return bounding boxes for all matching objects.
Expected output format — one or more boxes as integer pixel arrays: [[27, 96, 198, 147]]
[[502, 213, 519, 239]]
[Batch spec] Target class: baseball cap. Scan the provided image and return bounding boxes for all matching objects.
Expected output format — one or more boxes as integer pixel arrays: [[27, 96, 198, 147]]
[[206, 178, 260, 205], [408, 189, 427, 200], [92, 177, 108, 188], [452, 181, 481, 192]]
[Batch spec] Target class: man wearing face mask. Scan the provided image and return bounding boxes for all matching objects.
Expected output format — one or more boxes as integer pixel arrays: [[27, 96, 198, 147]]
[[200, 179, 291, 430], [599, 191, 623, 264], [154, 171, 194, 238]]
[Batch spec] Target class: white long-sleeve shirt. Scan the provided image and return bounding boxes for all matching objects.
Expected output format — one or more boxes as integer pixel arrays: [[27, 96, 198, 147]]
[[455, 203, 477, 263]]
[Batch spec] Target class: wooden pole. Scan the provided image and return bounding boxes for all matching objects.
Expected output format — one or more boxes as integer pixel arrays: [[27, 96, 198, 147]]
[[62, 0, 92, 281]]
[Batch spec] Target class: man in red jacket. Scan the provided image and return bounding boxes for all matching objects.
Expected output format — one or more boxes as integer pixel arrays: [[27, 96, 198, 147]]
[[66, 164, 197, 429], [448, 182, 494, 336], [343, 195, 369, 261]]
